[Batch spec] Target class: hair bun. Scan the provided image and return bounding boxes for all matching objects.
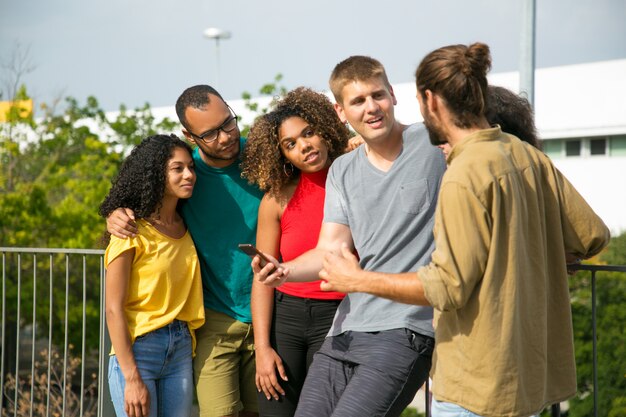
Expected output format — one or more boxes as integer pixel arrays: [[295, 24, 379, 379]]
[[465, 42, 492, 76]]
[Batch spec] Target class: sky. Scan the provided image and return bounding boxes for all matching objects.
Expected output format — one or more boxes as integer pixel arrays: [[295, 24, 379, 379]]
[[1, 0, 625, 112]]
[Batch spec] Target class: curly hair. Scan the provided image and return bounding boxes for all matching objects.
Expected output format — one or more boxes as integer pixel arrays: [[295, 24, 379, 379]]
[[241, 87, 350, 197], [99, 134, 193, 220], [486, 86, 539, 149]]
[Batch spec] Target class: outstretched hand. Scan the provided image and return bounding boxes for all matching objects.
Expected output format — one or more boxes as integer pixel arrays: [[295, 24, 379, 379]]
[[319, 243, 363, 293]]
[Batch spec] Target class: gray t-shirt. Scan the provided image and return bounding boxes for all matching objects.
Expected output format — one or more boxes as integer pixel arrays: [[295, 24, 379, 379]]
[[324, 123, 446, 337]]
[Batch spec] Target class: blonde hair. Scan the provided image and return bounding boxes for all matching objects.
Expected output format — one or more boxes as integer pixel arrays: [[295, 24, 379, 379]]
[[329, 56, 392, 105]]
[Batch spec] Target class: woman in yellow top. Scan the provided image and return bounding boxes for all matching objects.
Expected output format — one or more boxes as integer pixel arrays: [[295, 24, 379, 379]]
[[99, 134, 205, 417]]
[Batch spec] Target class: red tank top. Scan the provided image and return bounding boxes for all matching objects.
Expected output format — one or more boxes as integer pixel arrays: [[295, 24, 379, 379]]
[[278, 168, 344, 300]]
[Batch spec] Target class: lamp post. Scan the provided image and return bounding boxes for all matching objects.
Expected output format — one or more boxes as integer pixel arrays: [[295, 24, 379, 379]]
[[203, 27, 232, 88], [519, 0, 536, 108]]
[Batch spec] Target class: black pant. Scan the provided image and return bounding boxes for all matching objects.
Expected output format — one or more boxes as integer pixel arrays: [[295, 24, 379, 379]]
[[257, 291, 342, 417]]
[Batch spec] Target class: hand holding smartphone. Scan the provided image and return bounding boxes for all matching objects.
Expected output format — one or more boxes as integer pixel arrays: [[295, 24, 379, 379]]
[[238, 244, 271, 267]]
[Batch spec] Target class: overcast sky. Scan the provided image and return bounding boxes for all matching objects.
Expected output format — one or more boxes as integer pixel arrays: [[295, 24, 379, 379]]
[[1, 0, 625, 112]]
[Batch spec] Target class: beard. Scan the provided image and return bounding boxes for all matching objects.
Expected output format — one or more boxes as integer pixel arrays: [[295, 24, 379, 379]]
[[422, 106, 448, 147], [200, 138, 241, 162]]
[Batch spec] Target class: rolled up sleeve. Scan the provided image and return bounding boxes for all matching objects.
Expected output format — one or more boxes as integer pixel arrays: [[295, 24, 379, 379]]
[[419, 182, 491, 311]]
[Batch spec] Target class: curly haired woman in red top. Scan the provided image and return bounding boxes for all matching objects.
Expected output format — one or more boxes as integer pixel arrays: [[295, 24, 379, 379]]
[[241, 87, 354, 417]]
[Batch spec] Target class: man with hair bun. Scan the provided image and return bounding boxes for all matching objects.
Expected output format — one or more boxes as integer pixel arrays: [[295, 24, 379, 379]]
[[318, 43, 610, 417]]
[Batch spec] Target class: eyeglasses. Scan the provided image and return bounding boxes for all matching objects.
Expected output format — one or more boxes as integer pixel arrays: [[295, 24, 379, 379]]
[[188, 105, 239, 144]]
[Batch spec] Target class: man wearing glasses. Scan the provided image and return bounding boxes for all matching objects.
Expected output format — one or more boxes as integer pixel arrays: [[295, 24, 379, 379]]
[[107, 85, 262, 417]]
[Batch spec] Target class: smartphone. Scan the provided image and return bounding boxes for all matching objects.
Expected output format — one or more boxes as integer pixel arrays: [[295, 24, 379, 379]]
[[238, 244, 271, 267]]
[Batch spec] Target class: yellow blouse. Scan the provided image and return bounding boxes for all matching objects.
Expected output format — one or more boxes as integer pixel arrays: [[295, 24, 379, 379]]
[[105, 219, 205, 355]]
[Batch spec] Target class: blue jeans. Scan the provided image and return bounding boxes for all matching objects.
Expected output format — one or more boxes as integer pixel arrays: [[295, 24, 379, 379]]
[[431, 399, 539, 417], [108, 320, 193, 417]]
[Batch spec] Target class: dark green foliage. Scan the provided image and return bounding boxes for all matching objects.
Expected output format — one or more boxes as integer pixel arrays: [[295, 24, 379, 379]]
[[567, 235, 626, 417], [0, 85, 178, 362]]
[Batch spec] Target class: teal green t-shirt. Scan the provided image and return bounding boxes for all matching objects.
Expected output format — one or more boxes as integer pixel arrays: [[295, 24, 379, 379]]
[[180, 139, 263, 323]]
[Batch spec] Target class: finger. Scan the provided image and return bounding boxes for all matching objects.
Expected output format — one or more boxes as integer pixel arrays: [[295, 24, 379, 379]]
[[276, 360, 288, 382], [340, 242, 356, 261], [260, 380, 273, 400], [256, 375, 262, 392], [111, 226, 135, 239], [320, 280, 333, 292], [267, 376, 281, 399], [251, 256, 261, 273], [119, 220, 138, 234], [319, 268, 329, 281], [261, 262, 277, 274], [123, 207, 136, 221], [141, 399, 149, 417]]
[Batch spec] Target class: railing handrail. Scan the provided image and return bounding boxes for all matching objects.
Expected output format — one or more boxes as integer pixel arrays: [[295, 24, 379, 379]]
[[0, 247, 105, 255], [2, 247, 624, 417], [568, 263, 626, 272]]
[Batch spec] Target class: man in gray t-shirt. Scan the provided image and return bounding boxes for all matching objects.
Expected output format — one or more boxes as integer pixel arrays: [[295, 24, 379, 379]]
[[324, 122, 444, 339], [256, 56, 446, 417]]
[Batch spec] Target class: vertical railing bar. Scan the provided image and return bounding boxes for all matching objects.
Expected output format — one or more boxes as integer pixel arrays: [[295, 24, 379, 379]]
[[425, 378, 430, 417], [14, 253, 22, 417], [46, 255, 53, 417], [97, 256, 104, 417], [80, 256, 87, 417], [62, 254, 69, 417], [591, 270, 598, 417], [29, 254, 37, 417], [1, 253, 6, 413]]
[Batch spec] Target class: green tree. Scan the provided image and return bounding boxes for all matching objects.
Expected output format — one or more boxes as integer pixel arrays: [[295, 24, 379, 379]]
[[0, 86, 178, 356], [568, 232, 626, 417], [240, 73, 288, 137]]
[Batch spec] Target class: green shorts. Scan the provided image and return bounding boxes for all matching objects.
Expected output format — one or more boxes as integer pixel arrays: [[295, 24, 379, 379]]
[[193, 308, 257, 417]]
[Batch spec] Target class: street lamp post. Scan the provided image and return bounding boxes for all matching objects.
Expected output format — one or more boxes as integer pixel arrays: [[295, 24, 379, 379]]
[[203, 27, 232, 88], [519, 0, 536, 108]]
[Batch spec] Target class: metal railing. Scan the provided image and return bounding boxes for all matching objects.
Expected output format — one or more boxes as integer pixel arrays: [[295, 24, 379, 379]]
[[559, 263, 626, 417], [0, 247, 112, 417], [1, 247, 624, 417]]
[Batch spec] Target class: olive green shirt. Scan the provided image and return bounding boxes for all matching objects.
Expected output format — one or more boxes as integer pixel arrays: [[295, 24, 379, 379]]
[[419, 127, 610, 417]]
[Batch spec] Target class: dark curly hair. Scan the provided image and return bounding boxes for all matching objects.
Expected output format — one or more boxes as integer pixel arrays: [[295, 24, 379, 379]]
[[485, 85, 540, 149], [99, 134, 193, 220], [241, 87, 350, 197]]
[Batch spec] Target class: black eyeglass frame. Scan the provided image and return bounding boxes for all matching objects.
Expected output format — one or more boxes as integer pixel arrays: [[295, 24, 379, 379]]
[[187, 105, 239, 144]]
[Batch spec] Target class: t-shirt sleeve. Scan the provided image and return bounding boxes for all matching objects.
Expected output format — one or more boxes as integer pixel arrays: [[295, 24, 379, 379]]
[[418, 181, 491, 311], [104, 236, 141, 267], [323, 164, 349, 226]]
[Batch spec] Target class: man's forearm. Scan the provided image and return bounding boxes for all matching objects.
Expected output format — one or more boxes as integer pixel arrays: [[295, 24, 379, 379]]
[[354, 270, 431, 305], [283, 248, 327, 282]]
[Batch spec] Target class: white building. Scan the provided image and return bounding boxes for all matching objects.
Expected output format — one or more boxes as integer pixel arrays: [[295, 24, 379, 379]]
[[151, 59, 626, 235]]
